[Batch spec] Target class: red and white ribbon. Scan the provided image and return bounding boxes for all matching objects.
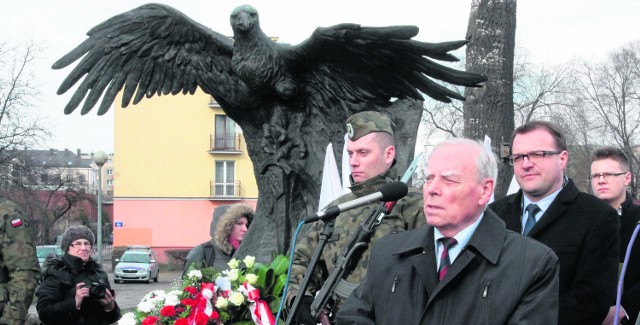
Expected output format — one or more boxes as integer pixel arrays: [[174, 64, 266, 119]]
[[201, 282, 216, 316], [239, 282, 275, 325]]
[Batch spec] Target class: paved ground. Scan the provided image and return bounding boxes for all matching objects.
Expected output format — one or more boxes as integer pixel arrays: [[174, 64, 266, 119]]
[[28, 270, 183, 323]]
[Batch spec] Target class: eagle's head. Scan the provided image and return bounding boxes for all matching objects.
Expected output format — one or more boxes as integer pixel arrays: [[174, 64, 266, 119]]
[[230, 5, 260, 35]]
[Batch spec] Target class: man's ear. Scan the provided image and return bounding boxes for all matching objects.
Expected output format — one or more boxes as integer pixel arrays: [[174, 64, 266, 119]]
[[559, 150, 569, 170], [385, 145, 396, 164], [478, 178, 495, 206]]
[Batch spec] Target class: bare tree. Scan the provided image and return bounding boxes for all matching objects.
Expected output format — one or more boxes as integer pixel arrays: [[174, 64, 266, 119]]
[[547, 96, 603, 192], [1, 165, 95, 245], [578, 40, 640, 195], [0, 40, 49, 168], [513, 52, 579, 125]]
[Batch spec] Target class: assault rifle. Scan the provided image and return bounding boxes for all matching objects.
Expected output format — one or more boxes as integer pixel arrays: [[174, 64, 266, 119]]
[[310, 152, 423, 324]]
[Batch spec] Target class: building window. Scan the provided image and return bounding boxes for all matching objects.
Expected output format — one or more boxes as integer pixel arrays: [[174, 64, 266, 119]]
[[78, 174, 86, 183], [107, 179, 113, 186], [107, 169, 113, 175], [214, 115, 237, 150], [214, 161, 235, 196]]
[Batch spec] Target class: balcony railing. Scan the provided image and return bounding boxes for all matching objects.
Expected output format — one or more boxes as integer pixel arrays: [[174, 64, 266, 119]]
[[210, 180, 241, 198], [210, 133, 242, 153]]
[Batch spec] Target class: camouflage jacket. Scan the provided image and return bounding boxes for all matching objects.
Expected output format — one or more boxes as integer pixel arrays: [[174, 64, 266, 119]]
[[287, 167, 424, 304], [0, 198, 41, 324]]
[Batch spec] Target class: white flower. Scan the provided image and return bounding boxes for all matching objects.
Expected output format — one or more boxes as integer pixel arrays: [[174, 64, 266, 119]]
[[228, 269, 239, 281], [187, 269, 202, 279], [215, 297, 229, 310], [245, 273, 258, 285], [243, 256, 256, 268], [137, 300, 155, 313], [164, 293, 180, 306], [143, 290, 166, 305], [215, 276, 232, 291], [167, 289, 182, 296], [117, 312, 137, 325], [229, 291, 245, 306], [228, 258, 240, 269]]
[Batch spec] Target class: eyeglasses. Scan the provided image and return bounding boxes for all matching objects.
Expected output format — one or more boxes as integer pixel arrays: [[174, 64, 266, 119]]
[[508, 150, 562, 166], [588, 172, 627, 182], [70, 241, 92, 248]]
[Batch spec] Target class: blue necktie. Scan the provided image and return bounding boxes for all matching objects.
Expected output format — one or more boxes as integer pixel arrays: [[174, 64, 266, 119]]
[[523, 204, 540, 235]]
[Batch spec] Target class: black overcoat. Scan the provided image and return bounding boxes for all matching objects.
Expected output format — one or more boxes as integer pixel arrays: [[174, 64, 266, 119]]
[[337, 209, 560, 324], [489, 179, 619, 325]]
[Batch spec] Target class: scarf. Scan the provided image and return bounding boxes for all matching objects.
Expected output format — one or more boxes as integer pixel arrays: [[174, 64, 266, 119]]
[[229, 237, 240, 250]]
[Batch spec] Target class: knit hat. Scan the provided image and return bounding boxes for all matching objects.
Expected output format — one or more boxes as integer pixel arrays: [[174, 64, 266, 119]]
[[61, 225, 95, 251], [345, 111, 395, 141]]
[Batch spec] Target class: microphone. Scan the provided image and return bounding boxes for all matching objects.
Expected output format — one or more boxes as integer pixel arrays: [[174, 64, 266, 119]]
[[305, 181, 409, 223]]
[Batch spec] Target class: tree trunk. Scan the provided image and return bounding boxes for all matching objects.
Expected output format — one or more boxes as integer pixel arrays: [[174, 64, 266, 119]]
[[464, 0, 517, 199]]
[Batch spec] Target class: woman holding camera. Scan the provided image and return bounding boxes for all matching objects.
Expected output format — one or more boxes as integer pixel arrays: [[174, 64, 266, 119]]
[[36, 225, 120, 324]]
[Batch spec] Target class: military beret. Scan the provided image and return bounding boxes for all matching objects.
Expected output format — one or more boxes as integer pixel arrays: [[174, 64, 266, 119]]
[[345, 111, 395, 141]]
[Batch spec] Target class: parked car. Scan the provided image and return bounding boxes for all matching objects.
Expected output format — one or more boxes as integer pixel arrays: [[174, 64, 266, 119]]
[[36, 245, 64, 269], [113, 246, 159, 284]]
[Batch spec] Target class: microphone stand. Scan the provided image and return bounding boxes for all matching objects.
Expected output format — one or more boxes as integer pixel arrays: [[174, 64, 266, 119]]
[[286, 210, 338, 325]]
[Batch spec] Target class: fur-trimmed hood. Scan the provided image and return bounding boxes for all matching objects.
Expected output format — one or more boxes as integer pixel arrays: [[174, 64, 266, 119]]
[[213, 204, 254, 255], [43, 252, 102, 276]]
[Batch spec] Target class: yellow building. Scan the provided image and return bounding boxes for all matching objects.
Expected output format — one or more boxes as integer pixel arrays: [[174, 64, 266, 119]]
[[113, 90, 258, 262]]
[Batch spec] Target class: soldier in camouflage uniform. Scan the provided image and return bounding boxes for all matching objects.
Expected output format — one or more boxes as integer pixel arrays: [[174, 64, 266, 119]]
[[0, 197, 40, 324], [287, 111, 425, 324]]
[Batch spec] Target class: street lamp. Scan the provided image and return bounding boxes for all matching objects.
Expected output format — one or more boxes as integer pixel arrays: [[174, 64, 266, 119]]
[[93, 151, 108, 264]]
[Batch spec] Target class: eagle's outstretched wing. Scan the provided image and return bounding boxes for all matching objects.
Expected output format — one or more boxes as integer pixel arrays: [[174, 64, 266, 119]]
[[284, 24, 486, 106], [53, 3, 237, 115]]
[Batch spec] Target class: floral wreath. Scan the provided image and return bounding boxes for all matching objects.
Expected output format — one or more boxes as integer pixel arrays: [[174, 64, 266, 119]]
[[118, 255, 289, 325]]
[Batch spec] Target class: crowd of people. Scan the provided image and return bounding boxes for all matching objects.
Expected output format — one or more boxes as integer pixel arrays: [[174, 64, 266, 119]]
[[0, 111, 638, 325]]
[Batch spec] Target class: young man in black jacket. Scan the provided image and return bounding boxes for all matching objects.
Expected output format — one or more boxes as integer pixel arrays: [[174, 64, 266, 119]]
[[591, 146, 640, 325]]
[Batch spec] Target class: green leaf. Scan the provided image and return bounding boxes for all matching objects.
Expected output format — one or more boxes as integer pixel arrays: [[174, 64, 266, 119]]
[[263, 268, 275, 292], [269, 255, 290, 276], [255, 264, 268, 288], [272, 273, 288, 297]]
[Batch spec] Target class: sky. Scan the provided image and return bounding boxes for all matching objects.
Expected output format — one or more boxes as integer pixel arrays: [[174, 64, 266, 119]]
[[0, 0, 638, 154]]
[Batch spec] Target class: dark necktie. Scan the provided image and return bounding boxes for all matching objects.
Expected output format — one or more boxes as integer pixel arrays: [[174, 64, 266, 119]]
[[438, 237, 458, 281], [523, 203, 541, 235]]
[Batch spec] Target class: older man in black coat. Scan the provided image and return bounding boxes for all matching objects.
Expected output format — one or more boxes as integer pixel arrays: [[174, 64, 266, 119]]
[[337, 138, 559, 324], [490, 121, 619, 325]]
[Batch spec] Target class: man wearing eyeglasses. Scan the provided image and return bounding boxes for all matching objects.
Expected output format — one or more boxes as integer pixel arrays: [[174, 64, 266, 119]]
[[591, 146, 639, 325], [490, 120, 620, 325]]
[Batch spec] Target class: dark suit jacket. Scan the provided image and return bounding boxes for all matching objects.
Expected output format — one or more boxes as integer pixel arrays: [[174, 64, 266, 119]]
[[621, 195, 640, 324], [490, 178, 620, 325], [337, 209, 559, 324]]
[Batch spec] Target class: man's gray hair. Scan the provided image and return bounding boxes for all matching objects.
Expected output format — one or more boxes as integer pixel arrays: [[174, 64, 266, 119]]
[[432, 137, 498, 183]]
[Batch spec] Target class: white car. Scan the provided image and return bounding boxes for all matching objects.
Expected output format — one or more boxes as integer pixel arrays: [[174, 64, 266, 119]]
[[113, 247, 159, 284]]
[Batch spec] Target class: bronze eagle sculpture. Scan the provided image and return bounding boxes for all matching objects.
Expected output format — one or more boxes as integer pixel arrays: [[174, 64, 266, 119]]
[[53, 3, 486, 258]]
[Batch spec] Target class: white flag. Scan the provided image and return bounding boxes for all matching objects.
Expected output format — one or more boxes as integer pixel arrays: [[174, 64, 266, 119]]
[[318, 143, 343, 211], [341, 133, 352, 195]]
